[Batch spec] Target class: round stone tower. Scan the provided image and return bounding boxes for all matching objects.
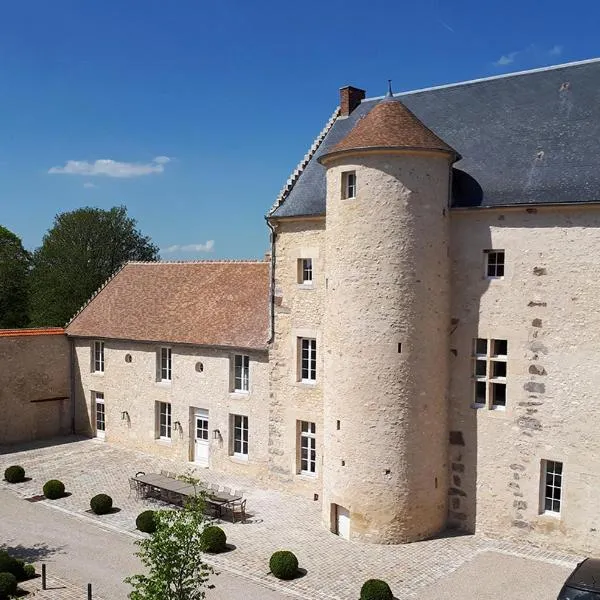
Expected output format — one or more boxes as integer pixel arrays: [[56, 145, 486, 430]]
[[318, 91, 458, 543]]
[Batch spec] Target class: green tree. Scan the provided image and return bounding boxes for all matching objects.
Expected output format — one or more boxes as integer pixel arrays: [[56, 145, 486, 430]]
[[29, 206, 158, 326], [0, 226, 30, 328], [125, 495, 216, 600]]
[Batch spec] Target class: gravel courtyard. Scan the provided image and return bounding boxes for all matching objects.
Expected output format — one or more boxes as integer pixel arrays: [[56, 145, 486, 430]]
[[0, 436, 581, 599]]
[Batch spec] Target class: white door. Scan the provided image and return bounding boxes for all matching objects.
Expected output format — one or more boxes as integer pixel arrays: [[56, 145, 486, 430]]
[[95, 393, 105, 439], [194, 410, 209, 466], [336, 505, 350, 540]]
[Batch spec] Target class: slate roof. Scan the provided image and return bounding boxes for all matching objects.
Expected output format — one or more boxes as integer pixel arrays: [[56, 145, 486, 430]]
[[320, 94, 457, 162], [270, 58, 600, 217], [66, 261, 270, 350]]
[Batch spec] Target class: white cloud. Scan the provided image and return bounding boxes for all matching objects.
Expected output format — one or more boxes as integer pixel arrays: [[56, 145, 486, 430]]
[[162, 240, 215, 254], [494, 51, 518, 66], [48, 156, 171, 178], [549, 45, 563, 56], [83, 182, 96, 188]]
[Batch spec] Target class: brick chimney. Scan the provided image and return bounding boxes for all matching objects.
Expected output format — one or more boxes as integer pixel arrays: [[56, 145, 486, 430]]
[[340, 86, 366, 116]]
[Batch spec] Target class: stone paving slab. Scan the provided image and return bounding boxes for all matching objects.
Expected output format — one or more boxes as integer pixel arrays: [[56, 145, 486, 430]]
[[19, 573, 108, 600], [0, 436, 583, 600]]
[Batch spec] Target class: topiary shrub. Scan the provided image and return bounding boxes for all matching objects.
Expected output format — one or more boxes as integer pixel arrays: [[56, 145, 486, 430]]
[[90, 493, 113, 515], [4, 465, 25, 484], [23, 564, 35, 579], [43, 479, 65, 500], [136, 510, 157, 533], [0, 572, 17, 600], [0, 552, 26, 581], [269, 550, 299, 580], [360, 579, 393, 600], [200, 525, 227, 553]]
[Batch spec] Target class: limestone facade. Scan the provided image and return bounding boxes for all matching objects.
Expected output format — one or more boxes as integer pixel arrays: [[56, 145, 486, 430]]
[[72, 338, 269, 480], [0, 330, 71, 444]]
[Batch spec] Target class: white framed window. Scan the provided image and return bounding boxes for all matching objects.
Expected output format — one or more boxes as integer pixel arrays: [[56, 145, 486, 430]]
[[232, 414, 248, 459], [472, 338, 507, 410], [157, 401, 172, 440], [234, 354, 250, 392], [485, 250, 505, 278], [93, 341, 104, 373], [159, 347, 172, 382], [541, 460, 563, 515], [299, 338, 317, 383], [299, 421, 316, 476], [342, 171, 356, 199], [297, 258, 313, 284], [93, 392, 105, 438]]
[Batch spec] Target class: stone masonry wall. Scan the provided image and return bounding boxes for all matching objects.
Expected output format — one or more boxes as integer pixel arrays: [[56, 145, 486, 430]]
[[268, 219, 325, 499], [72, 338, 270, 481], [449, 206, 600, 554], [322, 152, 452, 543], [0, 332, 71, 444]]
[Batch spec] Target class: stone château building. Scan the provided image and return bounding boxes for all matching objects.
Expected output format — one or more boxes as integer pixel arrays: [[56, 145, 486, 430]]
[[63, 58, 600, 553]]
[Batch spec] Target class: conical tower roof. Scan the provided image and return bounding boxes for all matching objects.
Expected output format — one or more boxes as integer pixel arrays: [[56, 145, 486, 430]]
[[319, 92, 458, 163]]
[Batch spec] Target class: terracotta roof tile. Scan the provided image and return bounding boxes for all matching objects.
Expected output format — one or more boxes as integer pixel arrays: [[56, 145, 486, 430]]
[[0, 328, 65, 337], [65, 261, 270, 350], [319, 97, 457, 162]]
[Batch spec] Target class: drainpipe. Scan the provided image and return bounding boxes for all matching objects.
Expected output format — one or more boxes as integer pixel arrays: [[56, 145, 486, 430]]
[[265, 217, 277, 344]]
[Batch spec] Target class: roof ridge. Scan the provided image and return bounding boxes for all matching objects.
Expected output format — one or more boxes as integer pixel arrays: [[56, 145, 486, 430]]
[[128, 259, 268, 265], [267, 106, 340, 217], [64, 263, 128, 328], [364, 56, 600, 102]]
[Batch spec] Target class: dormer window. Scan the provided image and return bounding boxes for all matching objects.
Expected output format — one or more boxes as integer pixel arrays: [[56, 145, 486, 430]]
[[342, 171, 356, 199]]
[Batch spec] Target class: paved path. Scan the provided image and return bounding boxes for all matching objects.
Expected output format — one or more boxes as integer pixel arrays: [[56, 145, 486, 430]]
[[0, 437, 582, 599]]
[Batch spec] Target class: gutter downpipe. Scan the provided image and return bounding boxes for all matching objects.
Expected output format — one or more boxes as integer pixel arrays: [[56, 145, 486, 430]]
[[265, 217, 276, 345]]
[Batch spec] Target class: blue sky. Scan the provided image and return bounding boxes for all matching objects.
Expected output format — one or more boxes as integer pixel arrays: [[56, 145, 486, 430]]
[[1, 0, 597, 259]]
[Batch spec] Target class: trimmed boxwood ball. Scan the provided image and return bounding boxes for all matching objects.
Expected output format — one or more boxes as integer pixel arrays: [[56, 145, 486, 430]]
[[200, 526, 227, 553], [43, 479, 65, 500], [360, 579, 393, 600], [0, 552, 26, 581], [136, 510, 157, 533], [269, 550, 299, 580], [23, 564, 36, 579], [90, 493, 113, 515], [4, 465, 25, 484], [0, 572, 17, 600]]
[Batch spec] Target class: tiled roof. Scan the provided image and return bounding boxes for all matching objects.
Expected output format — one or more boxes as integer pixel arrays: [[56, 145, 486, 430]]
[[65, 261, 270, 350], [0, 328, 65, 337], [270, 58, 600, 216], [320, 96, 456, 162]]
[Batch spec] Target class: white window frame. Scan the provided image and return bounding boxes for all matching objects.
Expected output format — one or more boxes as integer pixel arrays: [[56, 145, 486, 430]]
[[342, 171, 356, 199], [157, 401, 172, 440], [299, 421, 317, 476], [541, 459, 563, 516], [299, 338, 317, 383], [93, 391, 105, 438], [233, 354, 250, 393], [232, 414, 249, 460], [159, 347, 172, 382], [93, 341, 104, 373], [484, 249, 505, 279], [298, 258, 313, 285], [472, 338, 507, 410]]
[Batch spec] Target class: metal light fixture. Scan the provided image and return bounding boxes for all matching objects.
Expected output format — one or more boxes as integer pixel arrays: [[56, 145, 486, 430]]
[[212, 429, 221, 440], [121, 411, 129, 421], [173, 421, 182, 431]]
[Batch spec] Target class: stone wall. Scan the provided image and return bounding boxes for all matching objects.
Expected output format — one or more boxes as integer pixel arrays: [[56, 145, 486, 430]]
[[449, 205, 600, 554], [321, 152, 452, 543], [0, 330, 71, 444], [268, 218, 325, 499], [72, 338, 270, 480]]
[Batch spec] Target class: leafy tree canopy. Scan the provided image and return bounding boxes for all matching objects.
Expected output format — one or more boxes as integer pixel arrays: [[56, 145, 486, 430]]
[[29, 206, 158, 326], [0, 225, 31, 328]]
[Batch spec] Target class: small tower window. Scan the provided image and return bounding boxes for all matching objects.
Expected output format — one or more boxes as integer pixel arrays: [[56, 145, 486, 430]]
[[342, 171, 356, 199]]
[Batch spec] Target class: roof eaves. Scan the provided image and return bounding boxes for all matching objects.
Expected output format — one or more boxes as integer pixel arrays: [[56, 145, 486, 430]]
[[0, 327, 65, 338], [267, 106, 340, 217], [64, 262, 129, 328]]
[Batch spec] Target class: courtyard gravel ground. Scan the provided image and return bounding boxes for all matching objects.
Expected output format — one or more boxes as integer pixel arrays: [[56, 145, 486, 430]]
[[0, 436, 582, 599]]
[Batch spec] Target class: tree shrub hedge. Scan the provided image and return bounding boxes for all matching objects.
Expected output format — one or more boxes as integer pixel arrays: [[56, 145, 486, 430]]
[[269, 550, 298, 580], [0, 572, 17, 600], [90, 494, 113, 515], [43, 479, 65, 500], [4, 466, 25, 484], [0, 552, 25, 581], [135, 510, 157, 533], [200, 526, 227, 553], [360, 579, 393, 600]]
